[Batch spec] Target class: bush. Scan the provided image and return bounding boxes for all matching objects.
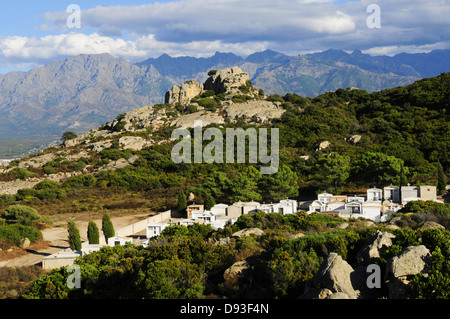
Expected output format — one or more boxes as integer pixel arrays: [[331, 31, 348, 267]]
[[8, 168, 37, 181], [197, 98, 217, 111], [0, 224, 42, 245], [201, 90, 216, 98], [34, 180, 60, 190], [2, 205, 41, 226]]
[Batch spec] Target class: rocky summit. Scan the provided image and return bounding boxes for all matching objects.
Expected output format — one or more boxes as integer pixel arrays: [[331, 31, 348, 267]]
[[0, 67, 285, 195]]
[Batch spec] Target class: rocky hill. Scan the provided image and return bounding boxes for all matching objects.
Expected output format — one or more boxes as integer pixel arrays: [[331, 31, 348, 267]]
[[2, 48, 450, 157], [0, 66, 285, 194]]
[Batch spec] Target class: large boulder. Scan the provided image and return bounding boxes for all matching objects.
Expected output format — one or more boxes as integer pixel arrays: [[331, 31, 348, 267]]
[[223, 260, 250, 286], [119, 136, 152, 151], [231, 228, 265, 238], [165, 79, 204, 105], [204, 66, 250, 95], [356, 230, 396, 265], [420, 221, 445, 230], [309, 253, 359, 299], [385, 245, 432, 299]]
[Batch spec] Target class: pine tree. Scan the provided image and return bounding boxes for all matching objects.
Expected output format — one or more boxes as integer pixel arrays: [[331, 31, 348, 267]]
[[102, 213, 115, 243], [204, 192, 216, 210], [437, 161, 446, 195], [177, 190, 187, 214], [87, 220, 100, 244], [67, 221, 82, 251]]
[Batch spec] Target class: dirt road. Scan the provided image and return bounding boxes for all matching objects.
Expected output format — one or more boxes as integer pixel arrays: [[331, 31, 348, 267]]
[[0, 213, 150, 268]]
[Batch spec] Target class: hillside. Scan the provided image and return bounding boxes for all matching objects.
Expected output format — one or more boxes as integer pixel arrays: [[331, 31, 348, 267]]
[[1, 49, 450, 157], [0, 68, 448, 207], [0, 67, 449, 300]]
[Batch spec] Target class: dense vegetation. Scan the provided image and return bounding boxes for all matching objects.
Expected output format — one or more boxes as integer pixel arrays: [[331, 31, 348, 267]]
[[1, 73, 448, 214], [22, 207, 450, 299], [0, 72, 449, 300]]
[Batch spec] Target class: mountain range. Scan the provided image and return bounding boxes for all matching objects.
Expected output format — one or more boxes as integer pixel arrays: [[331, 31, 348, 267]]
[[1, 48, 450, 157]]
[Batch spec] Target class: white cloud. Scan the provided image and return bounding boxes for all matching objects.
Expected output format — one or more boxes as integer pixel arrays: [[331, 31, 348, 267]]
[[0, 32, 271, 70], [1, 0, 449, 72]]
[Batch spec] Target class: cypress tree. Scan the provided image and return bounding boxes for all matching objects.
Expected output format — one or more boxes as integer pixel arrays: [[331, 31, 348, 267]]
[[102, 213, 115, 243], [204, 192, 215, 210], [437, 161, 446, 195], [67, 221, 82, 251], [87, 220, 100, 244], [177, 190, 187, 214]]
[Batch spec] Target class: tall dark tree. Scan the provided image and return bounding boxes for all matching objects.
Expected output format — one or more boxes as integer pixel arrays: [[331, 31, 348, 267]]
[[203, 192, 216, 210], [67, 221, 82, 251], [101, 213, 115, 243], [437, 161, 446, 195], [87, 220, 100, 245], [177, 190, 187, 214]]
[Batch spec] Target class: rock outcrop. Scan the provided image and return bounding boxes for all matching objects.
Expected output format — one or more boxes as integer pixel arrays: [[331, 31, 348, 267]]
[[224, 100, 284, 124], [302, 252, 359, 299], [385, 245, 432, 299], [231, 228, 265, 238], [356, 230, 396, 265], [301, 232, 434, 299], [165, 79, 204, 105], [204, 66, 251, 95], [223, 260, 250, 285]]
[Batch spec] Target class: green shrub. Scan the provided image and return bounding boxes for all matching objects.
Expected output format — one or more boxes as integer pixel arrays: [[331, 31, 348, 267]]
[[0, 224, 42, 245], [1, 205, 41, 226], [15, 189, 38, 201], [197, 98, 217, 111], [201, 90, 216, 98], [34, 180, 60, 190], [8, 168, 37, 180]]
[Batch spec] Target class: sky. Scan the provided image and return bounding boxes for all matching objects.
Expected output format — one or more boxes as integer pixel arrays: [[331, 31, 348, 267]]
[[0, 0, 449, 74]]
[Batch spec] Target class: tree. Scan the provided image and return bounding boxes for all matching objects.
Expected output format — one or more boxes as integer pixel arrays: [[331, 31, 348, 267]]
[[61, 131, 78, 143], [67, 221, 82, 251], [352, 152, 408, 187], [203, 192, 215, 210], [101, 213, 115, 243], [229, 166, 262, 202], [261, 164, 299, 201], [2, 205, 41, 226], [313, 153, 350, 193], [438, 161, 446, 195], [177, 190, 187, 214], [87, 220, 100, 245]]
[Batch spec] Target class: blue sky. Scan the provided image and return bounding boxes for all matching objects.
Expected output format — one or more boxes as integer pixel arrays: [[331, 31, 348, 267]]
[[0, 0, 449, 74]]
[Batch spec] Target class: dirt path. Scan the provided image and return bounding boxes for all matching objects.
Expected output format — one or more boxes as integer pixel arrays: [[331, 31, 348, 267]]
[[0, 213, 150, 268]]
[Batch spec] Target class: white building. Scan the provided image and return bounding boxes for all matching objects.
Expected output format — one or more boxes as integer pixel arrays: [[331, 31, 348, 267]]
[[242, 201, 261, 215], [280, 199, 298, 214], [192, 210, 217, 223], [146, 223, 168, 239], [384, 186, 400, 203], [325, 200, 345, 212], [401, 185, 419, 205], [211, 203, 228, 217], [318, 193, 333, 204], [361, 201, 382, 222], [308, 200, 326, 213], [107, 236, 132, 247], [367, 188, 383, 201]]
